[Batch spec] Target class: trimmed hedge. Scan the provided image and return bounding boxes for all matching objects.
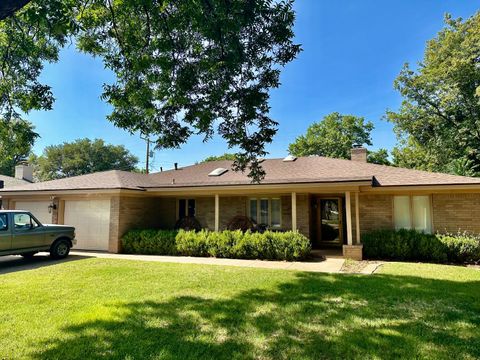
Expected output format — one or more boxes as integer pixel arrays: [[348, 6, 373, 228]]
[[362, 229, 480, 264], [122, 229, 311, 261]]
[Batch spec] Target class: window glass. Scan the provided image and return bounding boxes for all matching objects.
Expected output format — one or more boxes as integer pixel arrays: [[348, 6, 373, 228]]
[[260, 199, 269, 225], [0, 214, 7, 231], [178, 199, 186, 219], [271, 199, 281, 228], [413, 196, 432, 233], [394, 196, 411, 229], [14, 213, 36, 230], [187, 199, 196, 217], [249, 199, 258, 223]]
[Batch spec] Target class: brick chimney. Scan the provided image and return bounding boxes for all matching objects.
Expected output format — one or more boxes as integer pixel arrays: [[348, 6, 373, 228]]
[[15, 164, 33, 182], [351, 145, 367, 162]]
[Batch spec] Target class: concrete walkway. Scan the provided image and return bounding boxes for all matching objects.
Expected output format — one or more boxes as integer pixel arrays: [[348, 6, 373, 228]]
[[71, 251, 346, 273]]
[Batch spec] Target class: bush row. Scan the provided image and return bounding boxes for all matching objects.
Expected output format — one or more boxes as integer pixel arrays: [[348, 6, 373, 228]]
[[362, 229, 480, 263], [122, 229, 311, 261]]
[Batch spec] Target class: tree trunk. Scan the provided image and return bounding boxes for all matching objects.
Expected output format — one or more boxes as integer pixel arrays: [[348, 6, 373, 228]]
[[0, 0, 31, 20]]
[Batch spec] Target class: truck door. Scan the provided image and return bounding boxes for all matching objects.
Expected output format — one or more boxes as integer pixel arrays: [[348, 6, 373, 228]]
[[12, 213, 45, 249], [0, 213, 11, 251]]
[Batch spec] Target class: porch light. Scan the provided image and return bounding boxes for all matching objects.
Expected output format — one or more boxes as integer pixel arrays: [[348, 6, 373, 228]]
[[48, 203, 57, 214]]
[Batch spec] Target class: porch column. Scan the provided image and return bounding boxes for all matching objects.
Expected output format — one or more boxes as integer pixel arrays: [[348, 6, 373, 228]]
[[345, 191, 353, 245], [214, 194, 220, 231], [291, 192, 297, 232], [355, 191, 360, 244]]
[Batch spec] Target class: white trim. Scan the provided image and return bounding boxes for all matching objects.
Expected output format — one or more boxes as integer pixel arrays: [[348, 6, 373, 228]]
[[214, 194, 219, 231], [355, 192, 360, 244], [345, 191, 353, 245], [292, 192, 297, 232]]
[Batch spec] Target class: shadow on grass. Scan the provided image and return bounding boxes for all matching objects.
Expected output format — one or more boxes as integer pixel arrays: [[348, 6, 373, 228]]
[[0, 254, 92, 275], [34, 272, 480, 359]]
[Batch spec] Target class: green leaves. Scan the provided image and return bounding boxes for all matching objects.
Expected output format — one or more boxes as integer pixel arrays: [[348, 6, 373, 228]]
[[0, 118, 38, 176], [388, 12, 480, 175], [288, 112, 374, 159], [32, 138, 139, 181]]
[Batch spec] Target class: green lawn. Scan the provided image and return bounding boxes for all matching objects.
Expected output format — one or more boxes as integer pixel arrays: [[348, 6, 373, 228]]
[[0, 257, 479, 359]]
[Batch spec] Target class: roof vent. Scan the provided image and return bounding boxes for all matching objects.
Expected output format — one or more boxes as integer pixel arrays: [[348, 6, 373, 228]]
[[208, 167, 228, 177], [283, 155, 297, 162]]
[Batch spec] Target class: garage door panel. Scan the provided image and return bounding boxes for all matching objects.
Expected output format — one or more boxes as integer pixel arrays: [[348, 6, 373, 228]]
[[64, 200, 110, 251], [14, 201, 52, 224]]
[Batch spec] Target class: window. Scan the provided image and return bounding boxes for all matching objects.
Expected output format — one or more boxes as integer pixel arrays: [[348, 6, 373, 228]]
[[14, 213, 39, 231], [178, 199, 195, 219], [248, 198, 281, 228], [394, 195, 432, 233], [0, 213, 7, 231]]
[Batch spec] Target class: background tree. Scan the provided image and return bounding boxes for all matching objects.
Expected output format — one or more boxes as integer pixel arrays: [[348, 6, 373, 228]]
[[32, 138, 138, 181], [388, 12, 480, 176], [0, 119, 38, 176], [367, 149, 391, 166], [201, 153, 236, 163], [288, 113, 374, 159]]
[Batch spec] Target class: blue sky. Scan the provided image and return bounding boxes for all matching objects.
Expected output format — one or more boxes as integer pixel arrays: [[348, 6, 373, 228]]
[[27, 0, 479, 172]]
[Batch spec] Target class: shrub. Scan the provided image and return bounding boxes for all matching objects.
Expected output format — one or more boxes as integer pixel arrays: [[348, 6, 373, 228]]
[[362, 229, 480, 264], [122, 229, 178, 255], [121, 229, 311, 261], [437, 232, 480, 263]]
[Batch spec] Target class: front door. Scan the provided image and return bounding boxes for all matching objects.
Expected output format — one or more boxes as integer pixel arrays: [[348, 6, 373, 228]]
[[311, 197, 343, 248]]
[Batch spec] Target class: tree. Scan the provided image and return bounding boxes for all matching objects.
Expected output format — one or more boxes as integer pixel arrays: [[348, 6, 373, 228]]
[[0, 119, 38, 176], [33, 138, 138, 181], [1, 1, 301, 182], [288, 113, 374, 159], [388, 13, 480, 175], [201, 153, 236, 163], [367, 149, 391, 166]]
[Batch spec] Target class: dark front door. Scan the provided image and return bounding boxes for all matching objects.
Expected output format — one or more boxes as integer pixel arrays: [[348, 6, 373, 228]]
[[311, 197, 343, 248]]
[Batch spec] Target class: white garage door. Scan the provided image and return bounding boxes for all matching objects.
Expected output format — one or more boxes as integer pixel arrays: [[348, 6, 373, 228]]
[[15, 201, 52, 224], [64, 200, 111, 251]]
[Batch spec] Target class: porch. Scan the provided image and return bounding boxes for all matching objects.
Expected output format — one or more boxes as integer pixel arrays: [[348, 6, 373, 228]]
[[147, 190, 364, 260]]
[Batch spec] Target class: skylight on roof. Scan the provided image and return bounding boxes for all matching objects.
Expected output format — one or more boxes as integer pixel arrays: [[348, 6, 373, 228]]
[[208, 167, 228, 177], [283, 155, 297, 162]]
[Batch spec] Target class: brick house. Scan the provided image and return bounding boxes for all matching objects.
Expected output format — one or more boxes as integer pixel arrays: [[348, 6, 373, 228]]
[[1, 147, 480, 259]]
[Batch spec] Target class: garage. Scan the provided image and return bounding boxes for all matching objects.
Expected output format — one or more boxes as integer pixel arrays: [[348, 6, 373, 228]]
[[63, 200, 111, 251], [14, 201, 52, 224]]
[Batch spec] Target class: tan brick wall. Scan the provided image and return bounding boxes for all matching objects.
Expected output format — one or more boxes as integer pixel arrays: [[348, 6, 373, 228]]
[[110, 196, 177, 253], [432, 193, 480, 234], [357, 194, 393, 234]]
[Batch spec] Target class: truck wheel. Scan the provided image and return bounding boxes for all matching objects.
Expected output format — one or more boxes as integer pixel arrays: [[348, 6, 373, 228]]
[[50, 239, 71, 259], [21, 252, 37, 259]]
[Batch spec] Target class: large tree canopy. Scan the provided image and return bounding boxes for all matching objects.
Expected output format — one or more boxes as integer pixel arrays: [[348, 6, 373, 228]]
[[388, 13, 480, 176], [0, 0, 301, 181], [31, 138, 138, 181], [0, 119, 38, 176]]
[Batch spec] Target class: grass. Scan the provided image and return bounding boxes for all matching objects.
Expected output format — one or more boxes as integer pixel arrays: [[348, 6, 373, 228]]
[[0, 256, 479, 359]]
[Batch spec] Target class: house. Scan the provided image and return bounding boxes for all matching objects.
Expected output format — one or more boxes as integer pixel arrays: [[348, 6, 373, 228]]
[[1, 147, 480, 260], [0, 164, 34, 209]]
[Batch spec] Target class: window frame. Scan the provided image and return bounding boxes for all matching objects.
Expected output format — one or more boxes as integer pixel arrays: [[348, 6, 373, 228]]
[[0, 213, 8, 231], [13, 212, 40, 232], [177, 198, 196, 220], [393, 195, 433, 233], [248, 197, 282, 229]]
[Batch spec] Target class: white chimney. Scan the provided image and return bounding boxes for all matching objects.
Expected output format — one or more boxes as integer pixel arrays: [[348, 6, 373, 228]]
[[351, 146, 367, 163], [15, 164, 33, 182]]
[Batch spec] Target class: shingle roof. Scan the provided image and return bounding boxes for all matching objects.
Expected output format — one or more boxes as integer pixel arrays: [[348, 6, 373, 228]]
[[146, 157, 480, 187], [0, 170, 154, 192], [0, 175, 31, 188], [2, 156, 480, 193]]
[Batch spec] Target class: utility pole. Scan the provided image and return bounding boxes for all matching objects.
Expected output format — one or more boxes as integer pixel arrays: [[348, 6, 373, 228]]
[[140, 134, 150, 174]]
